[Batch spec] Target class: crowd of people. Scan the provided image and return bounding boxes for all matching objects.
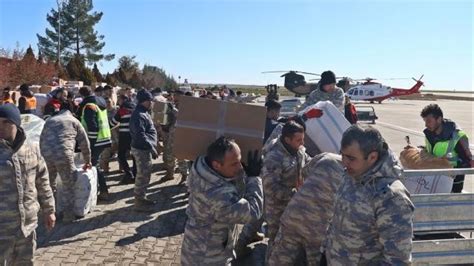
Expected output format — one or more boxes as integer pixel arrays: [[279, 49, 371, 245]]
[[0, 69, 472, 265]]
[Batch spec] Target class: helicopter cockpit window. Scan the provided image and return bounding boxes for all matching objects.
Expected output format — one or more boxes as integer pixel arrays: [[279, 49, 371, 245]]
[[354, 90, 359, 96], [348, 90, 353, 95], [370, 91, 374, 96]]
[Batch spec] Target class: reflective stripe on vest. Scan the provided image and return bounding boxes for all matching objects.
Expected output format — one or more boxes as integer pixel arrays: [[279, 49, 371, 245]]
[[425, 130, 467, 167], [81, 103, 112, 143]]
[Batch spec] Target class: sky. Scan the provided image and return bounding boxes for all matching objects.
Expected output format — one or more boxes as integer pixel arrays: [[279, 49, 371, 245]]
[[0, 0, 472, 91]]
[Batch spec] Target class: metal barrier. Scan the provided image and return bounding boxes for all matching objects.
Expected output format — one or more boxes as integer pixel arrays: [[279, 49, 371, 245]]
[[404, 168, 474, 177], [408, 170, 474, 265]]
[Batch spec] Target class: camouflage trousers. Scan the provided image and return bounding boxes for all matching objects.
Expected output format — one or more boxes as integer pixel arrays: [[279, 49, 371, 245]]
[[0, 231, 36, 266], [131, 148, 153, 200], [44, 156, 76, 213], [162, 129, 189, 178], [99, 129, 119, 172], [268, 225, 322, 266], [264, 201, 287, 263]]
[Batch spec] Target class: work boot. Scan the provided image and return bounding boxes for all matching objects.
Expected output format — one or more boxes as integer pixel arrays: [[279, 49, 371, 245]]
[[134, 197, 156, 212], [98, 191, 110, 201]]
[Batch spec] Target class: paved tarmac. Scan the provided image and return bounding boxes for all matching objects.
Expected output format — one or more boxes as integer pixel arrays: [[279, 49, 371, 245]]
[[35, 97, 473, 265]]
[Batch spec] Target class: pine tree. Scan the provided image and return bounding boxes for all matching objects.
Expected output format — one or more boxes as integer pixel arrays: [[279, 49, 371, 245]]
[[105, 72, 116, 86], [66, 55, 82, 80], [23, 45, 36, 62], [37, 0, 114, 65], [92, 63, 103, 82], [37, 50, 44, 64]]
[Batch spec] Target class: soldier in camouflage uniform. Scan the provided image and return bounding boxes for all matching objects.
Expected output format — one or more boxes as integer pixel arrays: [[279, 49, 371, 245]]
[[130, 90, 158, 212], [261, 121, 311, 261], [162, 90, 189, 183], [0, 104, 56, 265], [40, 108, 92, 222], [268, 152, 344, 265], [326, 125, 414, 265], [181, 137, 263, 265], [300, 70, 345, 112]]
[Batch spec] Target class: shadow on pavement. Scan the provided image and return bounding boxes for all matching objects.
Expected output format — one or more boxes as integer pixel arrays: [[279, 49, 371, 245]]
[[37, 183, 188, 248]]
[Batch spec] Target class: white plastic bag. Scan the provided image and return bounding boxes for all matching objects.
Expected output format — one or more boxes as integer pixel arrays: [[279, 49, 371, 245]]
[[20, 114, 45, 145], [57, 166, 98, 217]]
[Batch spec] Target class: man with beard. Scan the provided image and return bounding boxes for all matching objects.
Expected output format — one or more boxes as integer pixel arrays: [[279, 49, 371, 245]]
[[421, 104, 473, 193], [181, 137, 263, 265], [325, 126, 414, 265]]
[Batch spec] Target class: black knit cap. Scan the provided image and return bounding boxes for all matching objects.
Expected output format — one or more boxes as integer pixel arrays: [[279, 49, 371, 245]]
[[320, 70, 337, 86], [136, 89, 153, 103], [0, 104, 21, 128]]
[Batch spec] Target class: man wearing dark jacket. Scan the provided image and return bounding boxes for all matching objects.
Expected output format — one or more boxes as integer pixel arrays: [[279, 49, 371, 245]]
[[421, 104, 473, 193], [110, 95, 137, 184], [78, 86, 112, 201], [130, 89, 158, 211], [264, 100, 281, 143]]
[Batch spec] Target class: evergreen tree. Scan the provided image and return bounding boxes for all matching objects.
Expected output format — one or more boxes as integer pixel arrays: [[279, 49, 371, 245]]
[[92, 63, 103, 82], [105, 72, 116, 86], [66, 55, 83, 80], [37, 50, 44, 64], [37, 0, 114, 65], [23, 45, 36, 61], [128, 71, 142, 88]]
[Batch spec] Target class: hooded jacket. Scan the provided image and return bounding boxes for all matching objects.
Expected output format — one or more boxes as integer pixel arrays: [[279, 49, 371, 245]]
[[181, 156, 263, 266], [0, 128, 55, 240], [77, 95, 111, 148], [326, 150, 414, 265]]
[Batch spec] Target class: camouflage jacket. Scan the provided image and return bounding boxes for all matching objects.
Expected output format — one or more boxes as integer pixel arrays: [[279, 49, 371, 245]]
[[301, 85, 345, 112], [280, 153, 344, 244], [326, 150, 415, 265], [0, 128, 55, 240], [40, 109, 91, 163], [262, 138, 310, 204], [181, 156, 263, 266]]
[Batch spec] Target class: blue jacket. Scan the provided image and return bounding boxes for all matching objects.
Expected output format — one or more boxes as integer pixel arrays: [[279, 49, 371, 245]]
[[130, 104, 158, 151]]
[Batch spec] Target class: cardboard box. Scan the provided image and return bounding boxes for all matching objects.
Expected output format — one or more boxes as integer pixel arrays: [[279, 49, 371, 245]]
[[174, 96, 266, 162], [152, 101, 168, 125]]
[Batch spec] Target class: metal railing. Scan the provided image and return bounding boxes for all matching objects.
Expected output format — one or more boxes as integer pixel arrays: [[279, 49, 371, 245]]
[[404, 168, 474, 177]]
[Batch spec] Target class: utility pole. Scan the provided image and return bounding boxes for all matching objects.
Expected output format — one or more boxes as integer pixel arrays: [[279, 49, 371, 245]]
[[56, 0, 64, 65]]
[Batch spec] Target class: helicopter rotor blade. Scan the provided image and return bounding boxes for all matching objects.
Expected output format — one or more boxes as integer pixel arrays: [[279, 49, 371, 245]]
[[296, 71, 320, 76], [261, 70, 292, 74]]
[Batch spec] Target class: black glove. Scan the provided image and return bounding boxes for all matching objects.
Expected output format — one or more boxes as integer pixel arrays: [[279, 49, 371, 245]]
[[242, 150, 262, 177]]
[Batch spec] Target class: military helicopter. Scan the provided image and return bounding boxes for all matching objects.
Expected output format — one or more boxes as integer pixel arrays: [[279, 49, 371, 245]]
[[261, 70, 322, 96], [345, 75, 424, 103]]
